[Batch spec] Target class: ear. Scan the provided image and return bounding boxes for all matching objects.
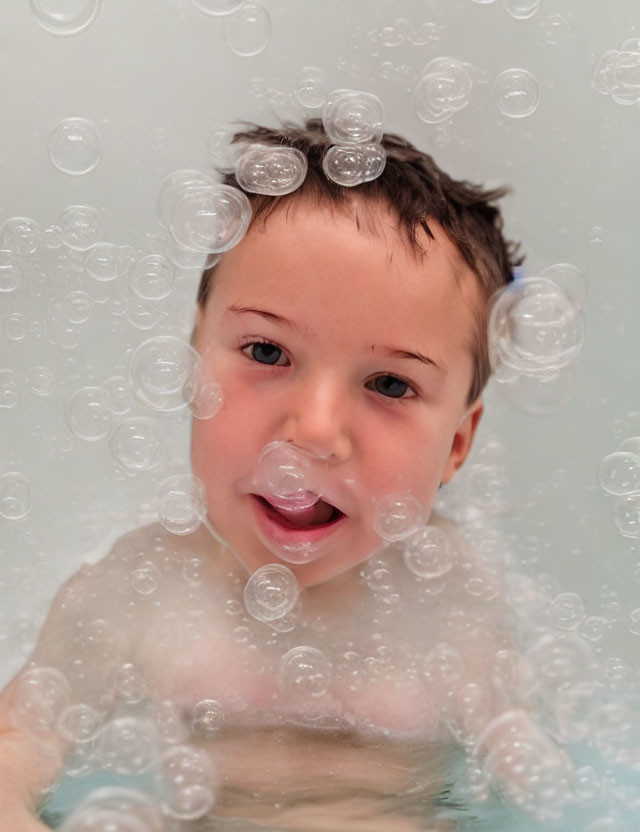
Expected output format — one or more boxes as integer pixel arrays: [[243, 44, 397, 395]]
[[440, 397, 484, 484]]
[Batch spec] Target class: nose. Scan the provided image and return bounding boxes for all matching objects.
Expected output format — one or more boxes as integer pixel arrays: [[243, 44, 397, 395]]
[[281, 373, 353, 464]]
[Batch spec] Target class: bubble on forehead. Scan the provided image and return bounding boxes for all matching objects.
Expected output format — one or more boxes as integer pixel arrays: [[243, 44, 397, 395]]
[[29, 0, 101, 36], [48, 117, 101, 175], [169, 184, 252, 254], [243, 563, 300, 622], [414, 57, 475, 124]]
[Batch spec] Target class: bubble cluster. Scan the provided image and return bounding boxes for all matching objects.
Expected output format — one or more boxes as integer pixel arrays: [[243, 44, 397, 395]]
[[403, 524, 454, 578], [321, 89, 386, 186], [243, 563, 300, 622], [156, 473, 207, 535], [372, 492, 425, 542], [592, 41, 640, 106], [48, 118, 101, 175], [494, 68, 540, 118], [129, 336, 199, 412], [599, 438, 640, 539], [224, 3, 271, 57], [59, 787, 162, 832], [29, 0, 101, 36], [277, 646, 332, 698], [414, 57, 474, 123], [235, 144, 308, 195]]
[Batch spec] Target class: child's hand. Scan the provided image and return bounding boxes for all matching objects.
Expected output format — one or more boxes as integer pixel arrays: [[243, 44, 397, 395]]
[[475, 709, 574, 821]]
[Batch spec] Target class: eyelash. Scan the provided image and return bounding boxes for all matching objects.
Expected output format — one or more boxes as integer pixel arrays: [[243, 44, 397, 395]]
[[239, 337, 418, 401]]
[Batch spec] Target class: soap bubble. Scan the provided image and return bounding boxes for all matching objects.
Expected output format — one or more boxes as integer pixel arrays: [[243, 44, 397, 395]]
[[191, 0, 243, 16], [373, 493, 425, 542], [503, 0, 540, 19], [191, 699, 225, 737], [423, 643, 463, 686], [156, 474, 207, 535], [170, 184, 252, 253], [57, 704, 103, 744], [0, 371, 20, 408], [278, 646, 332, 698], [129, 336, 199, 412], [97, 717, 159, 774], [10, 667, 71, 733], [613, 495, 640, 538], [550, 592, 586, 631], [85, 242, 121, 281], [539, 262, 588, 311], [29, 0, 101, 36], [243, 563, 300, 622], [157, 745, 218, 819], [48, 117, 101, 175], [224, 3, 271, 57], [157, 169, 214, 229], [414, 57, 474, 123], [598, 452, 640, 496], [494, 68, 540, 118], [189, 380, 223, 420], [322, 89, 384, 145], [66, 386, 112, 441], [205, 128, 245, 172], [619, 436, 640, 456], [129, 255, 174, 301], [61, 291, 92, 324], [0, 473, 32, 522], [109, 417, 164, 471], [131, 564, 160, 596], [499, 366, 576, 414], [322, 143, 386, 187], [0, 250, 23, 293], [1, 216, 41, 254], [292, 67, 328, 109], [58, 205, 103, 251], [403, 524, 454, 578], [235, 145, 308, 195], [114, 663, 147, 704], [592, 48, 640, 106], [255, 441, 324, 510], [4, 312, 27, 340], [628, 608, 640, 636], [103, 376, 131, 415], [27, 366, 56, 396], [489, 276, 584, 377]]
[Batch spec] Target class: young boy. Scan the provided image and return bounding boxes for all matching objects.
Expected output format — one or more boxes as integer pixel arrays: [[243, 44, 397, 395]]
[[0, 120, 570, 830]]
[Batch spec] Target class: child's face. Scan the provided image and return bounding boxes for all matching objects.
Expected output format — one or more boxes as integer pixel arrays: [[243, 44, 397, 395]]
[[191, 199, 483, 588]]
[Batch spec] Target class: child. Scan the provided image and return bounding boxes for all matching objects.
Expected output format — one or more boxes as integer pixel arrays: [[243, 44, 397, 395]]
[[0, 120, 570, 830]]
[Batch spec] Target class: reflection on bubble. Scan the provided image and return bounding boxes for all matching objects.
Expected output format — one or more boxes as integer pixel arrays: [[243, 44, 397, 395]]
[[66, 386, 112, 441], [29, 0, 101, 36], [494, 68, 540, 118], [613, 495, 640, 538], [224, 3, 271, 57], [109, 417, 164, 471], [243, 563, 300, 622], [540, 262, 588, 310], [129, 336, 199, 412], [85, 242, 121, 281], [414, 57, 474, 123], [157, 745, 218, 820], [170, 184, 252, 253], [0, 370, 20, 408], [0, 250, 23, 293], [236, 145, 308, 196], [403, 525, 453, 578], [592, 46, 640, 106], [292, 67, 327, 109], [598, 452, 640, 496], [277, 646, 332, 697], [27, 366, 56, 396], [322, 144, 386, 187], [48, 118, 101, 175], [255, 441, 323, 509], [323, 89, 384, 145], [61, 291, 92, 324], [58, 205, 103, 251], [373, 492, 424, 542], [57, 703, 103, 744], [0, 472, 32, 520], [503, 0, 540, 19], [157, 169, 214, 229], [97, 718, 159, 775], [129, 254, 174, 300], [191, 0, 243, 16], [156, 474, 207, 535], [191, 699, 225, 737], [4, 312, 27, 340], [60, 787, 161, 832]]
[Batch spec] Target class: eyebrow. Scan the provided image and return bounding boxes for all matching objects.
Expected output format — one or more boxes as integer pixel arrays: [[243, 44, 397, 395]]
[[225, 304, 447, 375]]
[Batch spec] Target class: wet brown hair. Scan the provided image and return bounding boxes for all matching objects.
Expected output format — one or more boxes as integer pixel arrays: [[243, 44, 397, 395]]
[[195, 119, 523, 405]]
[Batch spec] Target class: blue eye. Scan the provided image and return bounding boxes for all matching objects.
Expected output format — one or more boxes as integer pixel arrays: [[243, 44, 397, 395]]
[[368, 375, 410, 399], [243, 340, 287, 366]]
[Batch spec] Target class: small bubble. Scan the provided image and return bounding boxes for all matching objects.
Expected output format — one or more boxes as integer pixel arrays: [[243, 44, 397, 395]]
[[65, 386, 112, 441], [191, 699, 225, 737], [414, 57, 474, 123], [109, 417, 164, 471], [129, 336, 200, 412], [224, 2, 271, 57], [97, 717, 159, 774], [588, 225, 605, 244], [277, 646, 332, 697], [114, 662, 148, 703], [56, 703, 102, 744], [0, 472, 32, 520], [129, 254, 174, 301], [27, 366, 56, 396], [4, 312, 27, 340], [243, 563, 300, 622], [131, 564, 160, 596], [322, 89, 384, 145], [599, 452, 640, 496], [58, 205, 103, 251], [494, 68, 540, 118], [0, 250, 23, 293], [48, 117, 101, 175], [61, 290, 92, 324], [403, 524, 453, 578], [291, 67, 327, 109], [550, 592, 586, 630], [1, 217, 41, 255], [85, 242, 121, 281], [613, 495, 640, 538], [503, 0, 540, 19], [157, 744, 218, 820], [156, 474, 207, 536]]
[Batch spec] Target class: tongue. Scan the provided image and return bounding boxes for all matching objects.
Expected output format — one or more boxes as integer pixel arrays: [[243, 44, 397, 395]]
[[271, 499, 335, 527]]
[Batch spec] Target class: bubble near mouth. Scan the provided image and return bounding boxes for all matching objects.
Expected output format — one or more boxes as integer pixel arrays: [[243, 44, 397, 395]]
[[256, 495, 340, 528]]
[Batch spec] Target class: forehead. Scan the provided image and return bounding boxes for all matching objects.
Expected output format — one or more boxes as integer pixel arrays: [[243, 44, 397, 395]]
[[205, 199, 478, 354]]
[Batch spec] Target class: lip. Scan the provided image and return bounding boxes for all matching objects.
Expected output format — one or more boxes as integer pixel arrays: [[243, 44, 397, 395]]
[[249, 494, 347, 550]]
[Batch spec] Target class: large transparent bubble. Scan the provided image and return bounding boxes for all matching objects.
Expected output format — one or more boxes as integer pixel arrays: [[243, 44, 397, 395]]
[[235, 144, 308, 195], [291, 67, 328, 110], [128, 336, 199, 412], [414, 57, 474, 123], [156, 745, 219, 820], [322, 144, 386, 187], [0, 472, 33, 521], [109, 417, 164, 471], [322, 89, 384, 145], [170, 184, 251, 254], [372, 492, 425, 542], [29, 0, 101, 36], [277, 646, 332, 698], [48, 117, 101, 175], [156, 474, 208, 535], [243, 563, 300, 622], [592, 46, 640, 106], [224, 2, 271, 57], [494, 68, 540, 118]]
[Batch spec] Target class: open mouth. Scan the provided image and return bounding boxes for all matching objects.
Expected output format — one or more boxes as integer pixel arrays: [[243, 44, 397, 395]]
[[253, 495, 344, 530]]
